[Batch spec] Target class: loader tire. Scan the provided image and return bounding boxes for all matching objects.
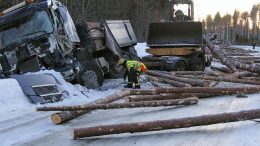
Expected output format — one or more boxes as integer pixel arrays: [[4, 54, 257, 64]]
[[79, 61, 104, 89], [173, 61, 187, 71], [190, 55, 205, 71]]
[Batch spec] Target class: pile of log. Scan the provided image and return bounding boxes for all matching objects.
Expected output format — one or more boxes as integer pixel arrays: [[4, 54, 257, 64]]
[[37, 36, 260, 140], [36, 86, 260, 139], [143, 37, 260, 88]]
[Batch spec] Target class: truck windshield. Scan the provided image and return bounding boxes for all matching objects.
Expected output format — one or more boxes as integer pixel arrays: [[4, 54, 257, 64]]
[[0, 11, 53, 49]]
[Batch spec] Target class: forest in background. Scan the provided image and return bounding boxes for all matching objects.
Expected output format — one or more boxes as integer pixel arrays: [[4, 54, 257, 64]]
[[0, 0, 171, 42], [202, 3, 260, 45], [1, 0, 260, 45]]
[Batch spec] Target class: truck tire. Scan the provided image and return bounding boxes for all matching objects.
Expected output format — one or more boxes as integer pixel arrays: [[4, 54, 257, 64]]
[[79, 61, 104, 89], [107, 54, 130, 79]]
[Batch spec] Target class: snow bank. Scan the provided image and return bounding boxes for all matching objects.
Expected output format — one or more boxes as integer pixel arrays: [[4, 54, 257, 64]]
[[135, 43, 150, 58], [0, 79, 31, 115]]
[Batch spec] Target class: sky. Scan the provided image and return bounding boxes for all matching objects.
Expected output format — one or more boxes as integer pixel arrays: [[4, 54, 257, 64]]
[[192, 0, 260, 20]]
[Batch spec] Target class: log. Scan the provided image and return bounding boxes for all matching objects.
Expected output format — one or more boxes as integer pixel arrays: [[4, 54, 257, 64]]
[[129, 87, 260, 95], [203, 36, 238, 72], [225, 53, 252, 56], [237, 72, 253, 78], [51, 90, 130, 125], [171, 71, 204, 75], [72, 108, 260, 139], [233, 61, 260, 74], [146, 70, 207, 87], [211, 66, 232, 73], [181, 75, 260, 85], [125, 93, 232, 102], [228, 57, 260, 60], [37, 98, 199, 111], [145, 75, 191, 87]]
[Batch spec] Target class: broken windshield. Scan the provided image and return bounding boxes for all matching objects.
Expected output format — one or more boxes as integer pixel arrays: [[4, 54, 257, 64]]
[[0, 11, 53, 49]]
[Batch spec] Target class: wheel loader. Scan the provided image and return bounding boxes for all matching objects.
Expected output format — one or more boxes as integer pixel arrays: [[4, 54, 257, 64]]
[[142, 0, 212, 71]]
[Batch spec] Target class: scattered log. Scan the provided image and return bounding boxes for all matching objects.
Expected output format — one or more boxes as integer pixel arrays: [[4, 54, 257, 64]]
[[181, 75, 260, 85], [125, 93, 229, 102], [51, 90, 130, 125], [146, 70, 207, 87], [211, 66, 232, 73], [237, 72, 253, 78], [242, 77, 260, 81], [225, 53, 252, 56], [203, 36, 238, 72], [125, 94, 190, 102], [171, 71, 204, 75], [129, 87, 260, 95], [37, 97, 199, 111], [233, 61, 260, 74], [228, 57, 260, 60], [72, 108, 260, 139], [145, 75, 191, 87]]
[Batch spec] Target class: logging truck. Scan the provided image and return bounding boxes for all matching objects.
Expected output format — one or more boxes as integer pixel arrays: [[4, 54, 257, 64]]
[[0, 0, 138, 89]]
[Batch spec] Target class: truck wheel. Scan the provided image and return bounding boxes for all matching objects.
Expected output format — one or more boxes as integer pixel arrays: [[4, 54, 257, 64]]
[[79, 61, 104, 89], [108, 64, 125, 78]]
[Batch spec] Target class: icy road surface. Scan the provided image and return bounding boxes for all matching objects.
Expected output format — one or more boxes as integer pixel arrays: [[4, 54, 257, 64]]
[[0, 45, 260, 146]]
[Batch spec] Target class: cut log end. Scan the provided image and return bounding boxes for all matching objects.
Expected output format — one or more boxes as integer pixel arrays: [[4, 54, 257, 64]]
[[51, 113, 62, 125], [72, 130, 77, 140]]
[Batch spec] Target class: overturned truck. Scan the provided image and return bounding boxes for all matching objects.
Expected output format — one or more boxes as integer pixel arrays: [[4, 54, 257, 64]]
[[0, 0, 138, 89], [76, 20, 139, 78]]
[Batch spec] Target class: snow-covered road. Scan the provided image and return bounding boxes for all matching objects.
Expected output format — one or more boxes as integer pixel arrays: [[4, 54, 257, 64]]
[[0, 45, 260, 146]]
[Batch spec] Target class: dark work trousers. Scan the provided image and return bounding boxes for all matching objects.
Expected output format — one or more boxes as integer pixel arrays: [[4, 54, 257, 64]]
[[128, 67, 140, 86]]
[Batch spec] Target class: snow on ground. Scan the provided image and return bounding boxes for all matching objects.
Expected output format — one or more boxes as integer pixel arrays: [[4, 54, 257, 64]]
[[1, 45, 260, 145], [135, 43, 150, 58]]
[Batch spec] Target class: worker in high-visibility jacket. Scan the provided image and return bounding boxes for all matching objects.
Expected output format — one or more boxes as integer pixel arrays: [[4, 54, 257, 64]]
[[117, 58, 147, 89]]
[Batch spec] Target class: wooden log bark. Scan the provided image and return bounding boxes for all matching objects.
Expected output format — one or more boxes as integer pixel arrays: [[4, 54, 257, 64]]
[[125, 92, 232, 102], [211, 66, 232, 73], [72, 108, 260, 139], [37, 98, 199, 111], [145, 75, 191, 87], [171, 71, 204, 75], [181, 75, 260, 85], [129, 87, 260, 95], [203, 36, 238, 72], [233, 61, 260, 74], [146, 75, 191, 87], [225, 53, 252, 56], [51, 90, 130, 125], [146, 70, 207, 87]]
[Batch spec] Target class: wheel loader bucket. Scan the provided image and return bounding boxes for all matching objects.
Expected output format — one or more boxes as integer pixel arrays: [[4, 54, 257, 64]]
[[147, 22, 202, 47]]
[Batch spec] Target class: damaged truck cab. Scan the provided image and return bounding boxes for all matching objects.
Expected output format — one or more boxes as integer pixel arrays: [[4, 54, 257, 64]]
[[0, 0, 103, 88]]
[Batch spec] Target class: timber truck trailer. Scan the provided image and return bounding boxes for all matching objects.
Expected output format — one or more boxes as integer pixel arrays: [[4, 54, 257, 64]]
[[142, 0, 212, 71]]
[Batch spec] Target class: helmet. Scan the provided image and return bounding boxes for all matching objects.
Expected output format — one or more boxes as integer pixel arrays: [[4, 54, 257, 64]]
[[117, 58, 126, 65]]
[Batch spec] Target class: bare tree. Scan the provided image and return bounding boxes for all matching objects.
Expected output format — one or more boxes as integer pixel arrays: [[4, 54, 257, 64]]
[[250, 4, 258, 39]]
